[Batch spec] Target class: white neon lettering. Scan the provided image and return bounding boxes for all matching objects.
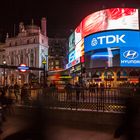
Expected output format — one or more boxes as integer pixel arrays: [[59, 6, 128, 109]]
[[116, 34, 126, 43], [92, 34, 126, 46], [97, 36, 106, 44], [106, 35, 116, 44]]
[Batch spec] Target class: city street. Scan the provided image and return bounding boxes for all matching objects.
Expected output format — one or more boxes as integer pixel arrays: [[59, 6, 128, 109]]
[[0, 106, 120, 140]]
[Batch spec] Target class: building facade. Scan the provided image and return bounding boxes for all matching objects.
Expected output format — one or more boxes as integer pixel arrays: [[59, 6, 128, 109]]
[[0, 18, 49, 86], [48, 38, 68, 71], [66, 8, 140, 87]]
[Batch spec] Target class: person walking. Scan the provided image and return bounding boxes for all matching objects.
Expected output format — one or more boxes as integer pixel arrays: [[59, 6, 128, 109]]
[[14, 82, 20, 103], [75, 82, 80, 101]]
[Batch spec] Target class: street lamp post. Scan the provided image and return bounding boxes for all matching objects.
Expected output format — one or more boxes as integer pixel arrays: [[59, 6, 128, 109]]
[[3, 60, 7, 87], [42, 59, 47, 88]]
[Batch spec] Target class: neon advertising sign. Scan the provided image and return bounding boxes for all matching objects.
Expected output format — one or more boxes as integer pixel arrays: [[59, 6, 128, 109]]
[[84, 30, 140, 67], [67, 8, 139, 69]]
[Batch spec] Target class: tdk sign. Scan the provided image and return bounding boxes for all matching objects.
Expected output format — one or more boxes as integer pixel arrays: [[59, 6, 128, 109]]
[[91, 34, 126, 46], [84, 30, 140, 53], [123, 50, 138, 59]]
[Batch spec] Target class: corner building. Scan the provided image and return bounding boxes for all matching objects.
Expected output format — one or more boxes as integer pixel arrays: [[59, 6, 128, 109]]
[[0, 18, 49, 85], [66, 8, 140, 87]]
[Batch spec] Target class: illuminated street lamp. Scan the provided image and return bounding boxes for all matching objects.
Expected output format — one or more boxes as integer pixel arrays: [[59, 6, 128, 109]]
[[42, 59, 47, 87], [3, 60, 7, 86]]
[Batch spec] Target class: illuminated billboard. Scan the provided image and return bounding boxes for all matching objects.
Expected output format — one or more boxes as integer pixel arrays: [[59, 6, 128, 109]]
[[75, 24, 82, 45], [67, 8, 139, 69], [84, 30, 140, 67], [69, 32, 75, 53], [81, 8, 139, 37], [75, 39, 84, 59], [69, 50, 75, 63]]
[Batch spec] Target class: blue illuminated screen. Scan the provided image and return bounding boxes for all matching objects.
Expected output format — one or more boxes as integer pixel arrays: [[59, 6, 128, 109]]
[[84, 30, 140, 67]]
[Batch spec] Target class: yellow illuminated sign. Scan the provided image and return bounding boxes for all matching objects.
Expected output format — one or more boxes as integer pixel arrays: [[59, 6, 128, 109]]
[[59, 76, 72, 79], [42, 59, 47, 64]]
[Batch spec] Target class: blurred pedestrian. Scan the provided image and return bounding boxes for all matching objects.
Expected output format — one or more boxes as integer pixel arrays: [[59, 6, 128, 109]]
[[75, 82, 80, 101], [14, 82, 20, 103], [114, 93, 140, 139]]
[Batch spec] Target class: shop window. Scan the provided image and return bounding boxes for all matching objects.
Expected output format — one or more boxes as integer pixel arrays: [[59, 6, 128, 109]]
[[104, 70, 114, 79], [92, 71, 101, 78], [55, 66, 59, 69], [117, 71, 127, 77], [129, 71, 139, 76]]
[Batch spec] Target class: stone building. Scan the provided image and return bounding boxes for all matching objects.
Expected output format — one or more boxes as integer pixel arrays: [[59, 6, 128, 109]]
[[0, 18, 49, 86]]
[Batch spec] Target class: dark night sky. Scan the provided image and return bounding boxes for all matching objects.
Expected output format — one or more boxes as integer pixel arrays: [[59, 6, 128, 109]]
[[0, 0, 140, 40]]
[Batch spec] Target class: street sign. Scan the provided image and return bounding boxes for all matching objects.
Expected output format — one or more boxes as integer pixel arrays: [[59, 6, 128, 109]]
[[18, 64, 29, 72], [42, 59, 47, 64]]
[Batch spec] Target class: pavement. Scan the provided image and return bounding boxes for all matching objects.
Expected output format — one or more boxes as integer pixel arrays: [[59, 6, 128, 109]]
[[0, 106, 125, 140]]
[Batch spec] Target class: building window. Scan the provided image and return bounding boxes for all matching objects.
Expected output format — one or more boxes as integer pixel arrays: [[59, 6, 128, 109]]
[[27, 40, 29, 44], [55, 60, 59, 65], [51, 62, 54, 65], [30, 49, 34, 66], [11, 52, 14, 65], [15, 42, 17, 46], [20, 50, 23, 64]]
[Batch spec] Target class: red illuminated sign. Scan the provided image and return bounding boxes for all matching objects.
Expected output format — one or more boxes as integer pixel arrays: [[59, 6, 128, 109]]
[[78, 8, 139, 38]]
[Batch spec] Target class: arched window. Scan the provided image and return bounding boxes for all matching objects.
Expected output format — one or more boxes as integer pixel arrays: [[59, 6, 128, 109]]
[[104, 70, 114, 79]]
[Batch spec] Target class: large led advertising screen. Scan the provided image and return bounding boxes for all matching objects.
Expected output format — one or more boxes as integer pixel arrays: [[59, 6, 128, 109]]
[[69, 32, 75, 53], [67, 8, 139, 69], [80, 8, 139, 38], [84, 30, 140, 68]]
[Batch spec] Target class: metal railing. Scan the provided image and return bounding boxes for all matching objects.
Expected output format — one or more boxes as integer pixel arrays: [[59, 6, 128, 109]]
[[4, 86, 139, 113]]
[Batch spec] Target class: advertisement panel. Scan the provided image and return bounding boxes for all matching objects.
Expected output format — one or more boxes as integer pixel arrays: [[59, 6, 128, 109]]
[[84, 30, 140, 53], [84, 30, 140, 68], [69, 32, 75, 53], [81, 8, 139, 37], [75, 39, 84, 59], [67, 8, 139, 69], [69, 50, 75, 63], [66, 57, 80, 69], [75, 24, 82, 45], [120, 47, 140, 67]]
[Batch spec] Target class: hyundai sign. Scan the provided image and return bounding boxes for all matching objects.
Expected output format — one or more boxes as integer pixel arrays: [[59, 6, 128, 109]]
[[120, 48, 140, 67], [84, 30, 140, 67]]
